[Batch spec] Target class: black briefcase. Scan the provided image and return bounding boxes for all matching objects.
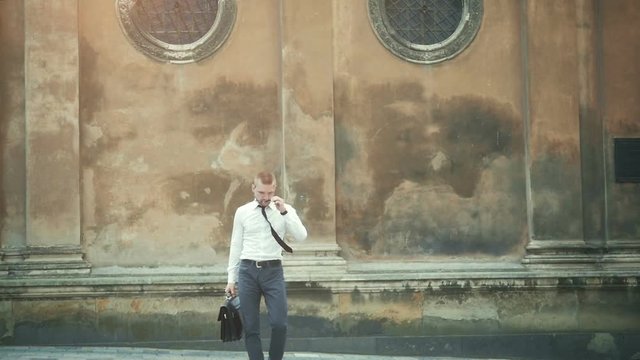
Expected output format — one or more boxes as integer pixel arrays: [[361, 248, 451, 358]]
[[217, 296, 242, 342]]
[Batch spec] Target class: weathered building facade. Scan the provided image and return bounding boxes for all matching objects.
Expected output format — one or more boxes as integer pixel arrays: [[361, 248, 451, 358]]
[[1, 0, 639, 358]]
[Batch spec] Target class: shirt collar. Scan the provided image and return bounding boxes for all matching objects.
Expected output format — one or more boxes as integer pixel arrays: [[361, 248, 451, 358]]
[[253, 199, 274, 209]]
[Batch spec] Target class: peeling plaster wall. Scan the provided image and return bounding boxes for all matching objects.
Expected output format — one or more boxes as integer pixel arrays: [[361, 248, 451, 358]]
[[334, 0, 527, 259]]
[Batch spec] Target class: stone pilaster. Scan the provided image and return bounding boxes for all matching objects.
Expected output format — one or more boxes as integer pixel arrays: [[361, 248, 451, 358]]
[[0, 0, 26, 254], [5, 0, 89, 275], [522, 0, 586, 266], [279, 0, 345, 271]]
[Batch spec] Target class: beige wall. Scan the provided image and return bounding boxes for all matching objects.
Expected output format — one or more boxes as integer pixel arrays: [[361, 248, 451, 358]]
[[0, 0, 638, 263], [0, 0, 638, 264]]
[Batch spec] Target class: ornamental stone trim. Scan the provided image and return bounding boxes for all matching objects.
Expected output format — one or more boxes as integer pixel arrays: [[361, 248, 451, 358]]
[[368, 0, 483, 64], [116, 0, 236, 64]]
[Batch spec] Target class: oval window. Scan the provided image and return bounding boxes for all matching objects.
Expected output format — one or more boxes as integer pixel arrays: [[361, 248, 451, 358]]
[[368, 0, 483, 64], [116, 0, 236, 64]]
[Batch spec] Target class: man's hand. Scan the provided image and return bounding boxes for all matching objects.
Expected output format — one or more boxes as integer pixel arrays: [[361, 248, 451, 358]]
[[271, 196, 287, 213], [225, 282, 237, 297]]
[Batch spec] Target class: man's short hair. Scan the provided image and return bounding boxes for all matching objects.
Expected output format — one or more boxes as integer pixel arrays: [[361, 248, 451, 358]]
[[254, 171, 276, 185]]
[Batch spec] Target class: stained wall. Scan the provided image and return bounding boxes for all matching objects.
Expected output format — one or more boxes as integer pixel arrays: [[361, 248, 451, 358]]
[[334, 0, 527, 259], [1, 0, 637, 267], [78, 0, 283, 266]]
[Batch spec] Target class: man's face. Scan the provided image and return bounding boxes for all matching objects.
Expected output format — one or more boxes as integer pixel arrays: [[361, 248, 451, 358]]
[[252, 180, 276, 207]]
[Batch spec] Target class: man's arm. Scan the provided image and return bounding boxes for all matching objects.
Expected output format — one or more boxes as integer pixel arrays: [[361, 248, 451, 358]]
[[271, 195, 307, 242], [225, 208, 244, 296], [282, 205, 307, 242]]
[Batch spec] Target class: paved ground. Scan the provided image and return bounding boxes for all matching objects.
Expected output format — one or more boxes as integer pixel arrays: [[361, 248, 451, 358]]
[[0, 346, 502, 360]]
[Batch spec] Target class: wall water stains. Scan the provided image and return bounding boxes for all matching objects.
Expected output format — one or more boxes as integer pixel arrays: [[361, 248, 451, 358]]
[[333, 0, 527, 259], [79, 78, 282, 266], [526, 0, 584, 241], [335, 82, 527, 258]]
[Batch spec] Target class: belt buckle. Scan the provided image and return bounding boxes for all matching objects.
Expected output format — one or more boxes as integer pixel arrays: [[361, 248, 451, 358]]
[[255, 261, 262, 269]]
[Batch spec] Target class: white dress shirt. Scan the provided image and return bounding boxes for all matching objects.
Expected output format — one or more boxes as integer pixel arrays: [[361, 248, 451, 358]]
[[227, 199, 307, 283]]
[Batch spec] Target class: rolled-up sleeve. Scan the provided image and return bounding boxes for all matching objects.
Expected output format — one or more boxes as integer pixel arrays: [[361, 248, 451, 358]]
[[283, 205, 307, 242]]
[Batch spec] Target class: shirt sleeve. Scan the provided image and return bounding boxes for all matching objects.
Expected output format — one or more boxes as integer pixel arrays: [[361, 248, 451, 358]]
[[283, 205, 308, 242], [227, 208, 244, 284]]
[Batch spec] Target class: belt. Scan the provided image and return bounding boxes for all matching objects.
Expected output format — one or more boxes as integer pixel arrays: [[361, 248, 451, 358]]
[[242, 259, 282, 268]]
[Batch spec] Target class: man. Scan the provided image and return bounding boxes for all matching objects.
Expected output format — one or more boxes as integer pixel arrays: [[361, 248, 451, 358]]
[[225, 171, 308, 360]]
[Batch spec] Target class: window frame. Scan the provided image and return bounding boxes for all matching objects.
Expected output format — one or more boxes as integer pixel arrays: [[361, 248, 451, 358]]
[[116, 0, 236, 64], [368, 0, 483, 64]]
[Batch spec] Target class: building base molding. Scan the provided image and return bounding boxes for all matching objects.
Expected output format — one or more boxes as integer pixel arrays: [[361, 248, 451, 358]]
[[0, 246, 90, 276], [0, 260, 638, 300], [282, 242, 347, 281], [523, 239, 640, 267], [0, 260, 638, 358]]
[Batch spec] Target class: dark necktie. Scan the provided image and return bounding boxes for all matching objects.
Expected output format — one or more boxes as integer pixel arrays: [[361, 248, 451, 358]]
[[260, 206, 293, 253]]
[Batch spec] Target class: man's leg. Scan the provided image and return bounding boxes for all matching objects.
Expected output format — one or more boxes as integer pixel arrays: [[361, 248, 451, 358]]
[[261, 266, 287, 360], [238, 262, 264, 360]]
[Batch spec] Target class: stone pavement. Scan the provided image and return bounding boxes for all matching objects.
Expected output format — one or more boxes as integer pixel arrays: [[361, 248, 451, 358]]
[[0, 346, 502, 360]]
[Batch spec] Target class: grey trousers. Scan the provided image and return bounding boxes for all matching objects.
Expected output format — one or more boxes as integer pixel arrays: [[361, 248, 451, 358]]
[[238, 260, 288, 360]]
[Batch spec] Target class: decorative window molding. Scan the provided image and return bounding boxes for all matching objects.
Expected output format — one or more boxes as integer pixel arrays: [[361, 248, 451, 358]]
[[116, 0, 236, 64], [368, 0, 483, 64]]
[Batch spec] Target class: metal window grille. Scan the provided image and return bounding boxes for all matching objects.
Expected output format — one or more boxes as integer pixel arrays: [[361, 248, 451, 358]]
[[384, 0, 464, 45], [132, 0, 219, 44]]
